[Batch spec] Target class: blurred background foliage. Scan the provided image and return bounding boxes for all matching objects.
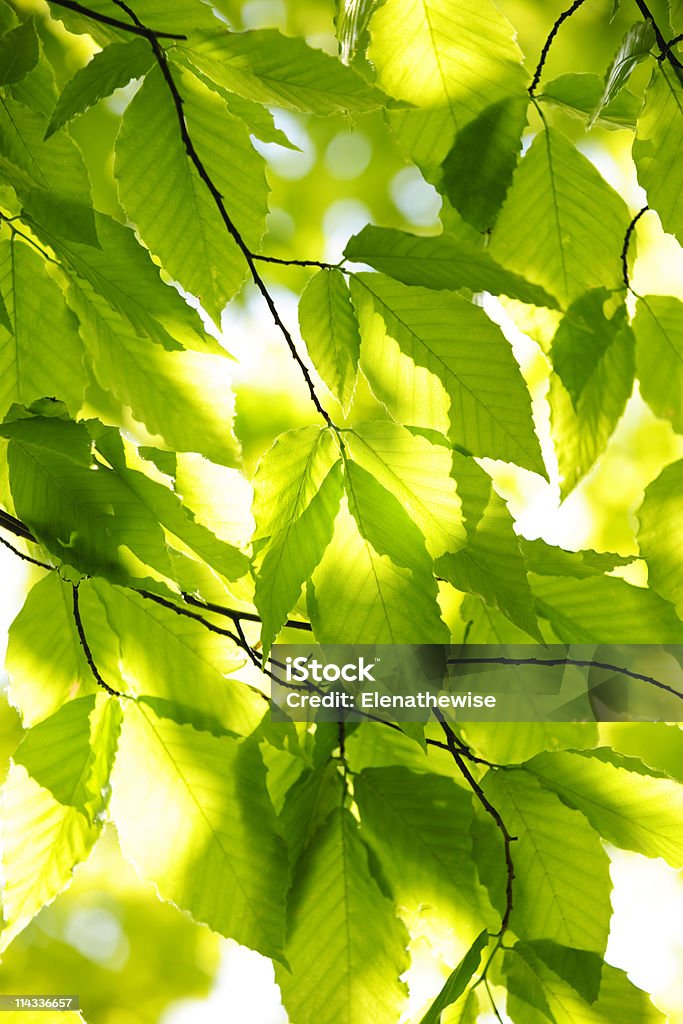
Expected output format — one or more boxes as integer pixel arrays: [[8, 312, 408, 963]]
[[0, 0, 682, 1021]]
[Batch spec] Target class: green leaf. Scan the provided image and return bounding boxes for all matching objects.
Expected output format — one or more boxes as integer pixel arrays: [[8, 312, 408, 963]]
[[459, 720, 599, 766], [539, 73, 642, 129], [419, 931, 488, 1024], [0, 694, 118, 952], [483, 769, 612, 953], [256, 462, 343, 654], [115, 65, 268, 323], [503, 945, 556, 1024], [490, 128, 630, 309], [344, 226, 558, 309], [252, 427, 342, 649], [520, 538, 631, 579], [589, 21, 655, 127], [221, 91, 299, 150], [276, 807, 408, 1024], [634, 65, 683, 242], [298, 269, 360, 412], [0, 238, 87, 421], [46, 0, 221, 42], [0, 94, 97, 245], [355, 768, 495, 940], [633, 295, 683, 432], [41, 211, 210, 351], [551, 291, 629, 406], [3, 415, 175, 581], [345, 458, 433, 572], [638, 459, 683, 614], [46, 38, 153, 137], [252, 426, 340, 541], [531, 574, 683, 643], [178, 28, 390, 114], [110, 701, 288, 960], [368, 0, 527, 172], [309, 499, 450, 642], [437, 453, 541, 640], [548, 309, 635, 496], [66, 272, 241, 467], [5, 573, 97, 726], [14, 695, 120, 818], [336, 0, 376, 66], [346, 421, 465, 560], [80, 578, 263, 737], [439, 96, 528, 231], [0, 17, 38, 88], [506, 944, 666, 1024], [526, 747, 683, 868], [350, 273, 544, 473], [280, 762, 343, 866]]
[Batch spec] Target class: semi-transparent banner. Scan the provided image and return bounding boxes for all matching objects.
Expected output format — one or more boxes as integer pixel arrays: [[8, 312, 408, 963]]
[[269, 644, 683, 723]]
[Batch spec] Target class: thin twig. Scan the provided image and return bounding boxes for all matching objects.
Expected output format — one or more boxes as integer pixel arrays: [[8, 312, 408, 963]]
[[0, 533, 53, 570], [0, 509, 38, 543], [253, 254, 348, 273], [72, 585, 124, 697], [661, 33, 683, 59], [633, 0, 683, 72], [447, 654, 683, 701], [435, 711, 516, 936], [137, 589, 242, 644], [182, 592, 313, 631], [621, 205, 649, 290], [105, 0, 333, 427], [529, 0, 591, 96], [47, 0, 186, 39]]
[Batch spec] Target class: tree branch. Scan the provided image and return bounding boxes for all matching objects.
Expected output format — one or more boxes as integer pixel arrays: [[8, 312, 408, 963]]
[[435, 711, 516, 936], [46, 0, 186, 39], [621, 205, 649, 291], [253, 254, 349, 273], [633, 0, 683, 73], [182, 592, 313, 631], [102, 0, 334, 427], [0, 532, 53, 570], [447, 653, 683, 701], [0, 508, 37, 543], [529, 0, 591, 96], [72, 584, 124, 697]]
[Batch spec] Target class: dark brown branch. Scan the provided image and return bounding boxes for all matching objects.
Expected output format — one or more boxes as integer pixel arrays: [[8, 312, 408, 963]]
[[633, 0, 683, 72], [137, 589, 242, 644], [447, 653, 683, 701], [661, 33, 683, 59], [254, 254, 350, 274], [182, 592, 314, 631], [435, 711, 516, 936], [0, 533, 53, 570], [0, 508, 37, 543], [621, 205, 649, 290], [46, 0, 186, 39], [106, 0, 333, 427], [72, 585, 124, 697], [529, 0, 591, 96]]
